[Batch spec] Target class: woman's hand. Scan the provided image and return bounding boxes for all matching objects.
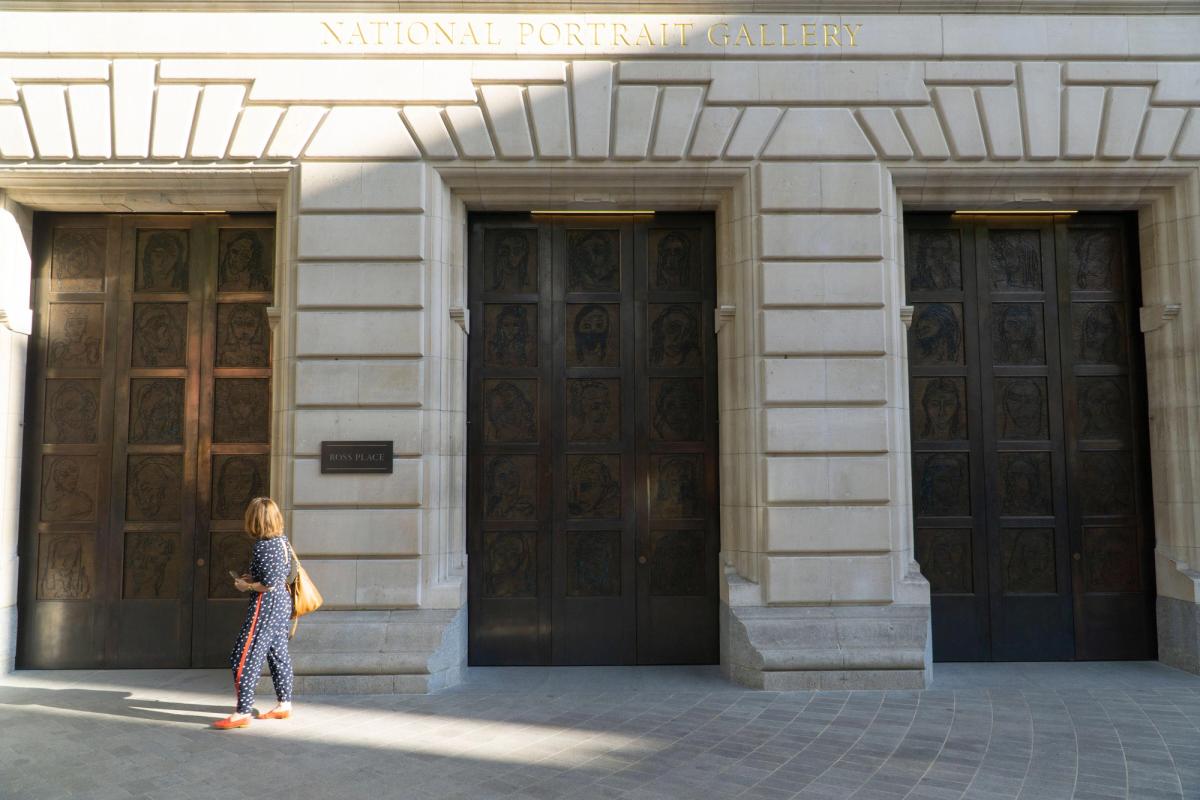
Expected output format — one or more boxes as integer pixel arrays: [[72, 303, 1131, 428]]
[[233, 574, 253, 592]]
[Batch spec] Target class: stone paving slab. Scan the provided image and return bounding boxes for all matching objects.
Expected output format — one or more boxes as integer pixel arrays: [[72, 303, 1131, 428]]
[[0, 663, 1198, 800]]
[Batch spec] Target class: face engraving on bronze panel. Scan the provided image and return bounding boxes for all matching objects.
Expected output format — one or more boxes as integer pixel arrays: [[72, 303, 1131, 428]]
[[213, 379, 270, 443], [908, 230, 962, 291], [1074, 303, 1126, 364], [51, 228, 105, 293], [484, 304, 536, 367], [483, 455, 537, 521], [650, 454, 703, 520], [909, 303, 963, 366], [648, 304, 701, 368], [567, 303, 618, 367], [124, 532, 180, 599], [48, 304, 103, 368], [568, 379, 620, 443], [651, 378, 703, 441], [567, 455, 621, 519], [1083, 527, 1139, 592], [212, 454, 268, 520], [216, 304, 269, 367], [136, 230, 188, 292], [914, 453, 970, 517], [126, 455, 182, 521], [483, 380, 537, 443], [38, 534, 93, 600], [218, 229, 273, 292], [989, 230, 1042, 290], [1079, 378, 1129, 439], [915, 528, 973, 594], [998, 453, 1052, 516], [1001, 528, 1056, 594], [484, 229, 535, 293], [41, 456, 97, 522], [1069, 229, 1120, 291], [132, 303, 188, 368], [566, 531, 621, 597], [913, 377, 967, 441], [993, 303, 1045, 365], [44, 380, 99, 444], [652, 231, 697, 290], [996, 378, 1049, 439], [567, 230, 620, 291], [649, 530, 705, 596], [209, 531, 253, 598], [482, 531, 537, 598], [129, 379, 184, 444], [1080, 452, 1134, 515]]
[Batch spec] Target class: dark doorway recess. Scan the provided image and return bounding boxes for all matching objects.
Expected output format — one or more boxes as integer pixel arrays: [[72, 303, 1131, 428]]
[[467, 213, 719, 666], [906, 213, 1156, 662], [18, 214, 275, 668]]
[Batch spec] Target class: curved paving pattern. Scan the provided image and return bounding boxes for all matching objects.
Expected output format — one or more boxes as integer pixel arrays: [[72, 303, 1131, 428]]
[[1, 663, 1198, 800]]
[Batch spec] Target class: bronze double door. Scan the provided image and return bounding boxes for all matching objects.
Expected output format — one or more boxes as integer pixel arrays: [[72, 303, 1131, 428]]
[[907, 213, 1155, 661], [467, 213, 719, 665], [18, 214, 275, 668]]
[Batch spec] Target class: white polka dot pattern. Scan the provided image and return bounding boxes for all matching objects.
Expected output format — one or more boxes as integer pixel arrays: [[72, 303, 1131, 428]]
[[229, 535, 294, 714]]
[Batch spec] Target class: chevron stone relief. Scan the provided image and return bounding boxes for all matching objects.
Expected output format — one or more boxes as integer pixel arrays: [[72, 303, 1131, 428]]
[[0, 59, 1197, 163]]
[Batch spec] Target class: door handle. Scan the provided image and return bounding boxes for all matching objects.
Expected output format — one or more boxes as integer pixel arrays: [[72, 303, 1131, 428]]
[[638, 555, 647, 565], [1072, 553, 1081, 561], [196, 558, 206, 566]]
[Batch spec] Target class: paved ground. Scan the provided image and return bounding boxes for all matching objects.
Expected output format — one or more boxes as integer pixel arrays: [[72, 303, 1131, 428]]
[[2, 662, 1199, 800]]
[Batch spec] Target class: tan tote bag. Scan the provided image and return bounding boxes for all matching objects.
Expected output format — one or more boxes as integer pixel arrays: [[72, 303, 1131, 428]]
[[286, 540, 323, 636]]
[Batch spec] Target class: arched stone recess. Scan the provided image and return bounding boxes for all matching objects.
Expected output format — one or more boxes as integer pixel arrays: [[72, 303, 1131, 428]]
[[0, 17, 1198, 688]]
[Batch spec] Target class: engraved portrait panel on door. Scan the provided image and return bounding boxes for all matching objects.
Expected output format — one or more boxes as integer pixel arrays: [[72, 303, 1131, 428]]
[[909, 303, 964, 366], [483, 228, 536, 293], [125, 455, 183, 522], [649, 530, 706, 596], [1001, 528, 1057, 594], [649, 378, 703, 441], [566, 303, 619, 367], [135, 229, 189, 292], [995, 378, 1049, 440], [649, 454, 703, 520], [484, 304, 537, 368], [989, 230, 1042, 290], [47, 303, 103, 368], [908, 229, 962, 291], [482, 380, 538, 444], [51, 228, 106, 293], [567, 379, 620, 443], [123, 532, 182, 599], [131, 303, 188, 367], [482, 531, 537, 598], [649, 229, 699, 291], [1067, 228, 1121, 291], [1082, 527, 1140, 592], [211, 454, 269, 521], [998, 452, 1053, 516], [912, 377, 968, 441], [567, 229, 620, 292], [209, 531, 254, 599], [482, 455, 537, 521], [40, 455, 99, 522], [1077, 378, 1130, 439], [991, 303, 1045, 365], [215, 304, 269, 367], [217, 229, 274, 292], [1079, 452, 1134, 515], [565, 531, 621, 597], [1072, 303, 1127, 365], [914, 452, 970, 517], [43, 379, 99, 444], [213, 378, 270, 443], [915, 528, 973, 594], [37, 533, 94, 600], [567, 454, 621, 520], [647, 304, 702, 368], [128, 378, 184, 444]]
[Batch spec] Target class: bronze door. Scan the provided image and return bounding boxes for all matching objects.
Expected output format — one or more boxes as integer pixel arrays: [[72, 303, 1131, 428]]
[[906, 213, 1154, 661], [467, 213, 718, 666], [18, 214, 274, 668]]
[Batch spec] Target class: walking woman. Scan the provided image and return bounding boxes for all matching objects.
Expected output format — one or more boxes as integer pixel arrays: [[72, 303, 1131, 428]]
[[212, 497, 294, 729]]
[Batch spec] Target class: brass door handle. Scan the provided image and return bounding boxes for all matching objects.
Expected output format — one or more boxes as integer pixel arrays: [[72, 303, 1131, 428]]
[[638, 556, 647, 565], [196, 558, 206, 566], [1072, 553, 1081, 561]]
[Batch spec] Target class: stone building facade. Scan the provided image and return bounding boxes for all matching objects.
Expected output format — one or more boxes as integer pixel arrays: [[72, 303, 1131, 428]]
[[0, 2, 1198, 692]]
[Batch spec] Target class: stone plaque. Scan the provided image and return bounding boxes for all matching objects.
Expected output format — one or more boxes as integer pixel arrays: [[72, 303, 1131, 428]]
[[320, 441, 393, 474]]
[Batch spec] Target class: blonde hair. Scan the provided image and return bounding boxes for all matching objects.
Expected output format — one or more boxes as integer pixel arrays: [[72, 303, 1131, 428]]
[[243, 496, 284, 539]]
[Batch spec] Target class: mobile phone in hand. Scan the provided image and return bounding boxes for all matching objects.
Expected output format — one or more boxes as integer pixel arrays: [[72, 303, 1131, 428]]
[[229, 570, 240, 579]]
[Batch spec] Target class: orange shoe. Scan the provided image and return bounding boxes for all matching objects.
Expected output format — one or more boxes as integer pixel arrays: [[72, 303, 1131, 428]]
[[257, 709, 291, 720], [211, 715, 251, 730]]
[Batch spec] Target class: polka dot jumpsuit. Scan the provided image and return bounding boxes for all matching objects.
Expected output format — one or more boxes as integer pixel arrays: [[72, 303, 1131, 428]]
[[229, 534, 294, 714]]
